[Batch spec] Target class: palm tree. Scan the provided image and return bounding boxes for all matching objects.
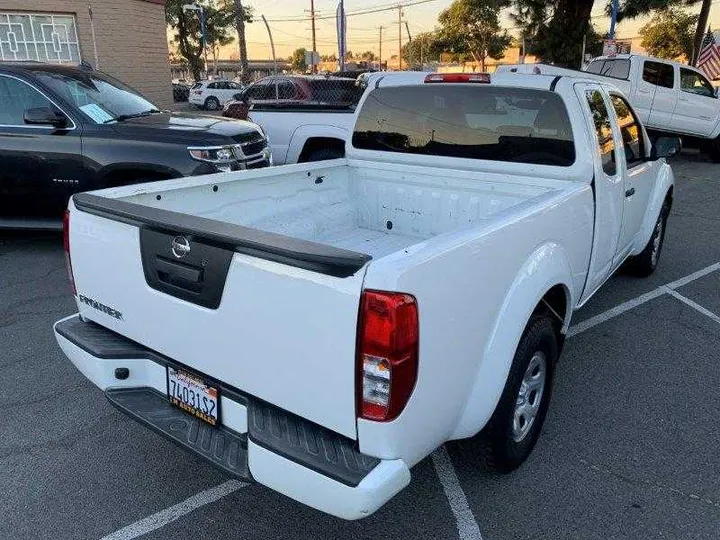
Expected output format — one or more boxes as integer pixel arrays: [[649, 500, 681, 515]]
[[234, 0, 250, 83]]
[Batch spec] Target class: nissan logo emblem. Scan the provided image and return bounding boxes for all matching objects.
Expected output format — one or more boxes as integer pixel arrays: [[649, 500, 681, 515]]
[[171, 236, 191, 259]]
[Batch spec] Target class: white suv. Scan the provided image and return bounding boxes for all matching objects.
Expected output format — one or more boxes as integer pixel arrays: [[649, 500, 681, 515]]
[[189, 80, 244, 111]]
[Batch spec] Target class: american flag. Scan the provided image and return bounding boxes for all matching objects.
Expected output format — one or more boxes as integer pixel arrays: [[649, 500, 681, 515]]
[[697, 29, 720, 80]]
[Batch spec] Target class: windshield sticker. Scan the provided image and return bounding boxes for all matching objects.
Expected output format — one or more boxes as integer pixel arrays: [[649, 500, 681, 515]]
[[80, 104, 114, 123]]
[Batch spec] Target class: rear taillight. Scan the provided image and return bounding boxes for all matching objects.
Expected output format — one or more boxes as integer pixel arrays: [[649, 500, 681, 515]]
[[63, 210, 76, 296], [357, 290, 419, 422]]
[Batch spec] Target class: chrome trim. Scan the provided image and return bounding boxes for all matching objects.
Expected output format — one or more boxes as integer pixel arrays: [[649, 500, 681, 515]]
[[0, 73, 77, 131]]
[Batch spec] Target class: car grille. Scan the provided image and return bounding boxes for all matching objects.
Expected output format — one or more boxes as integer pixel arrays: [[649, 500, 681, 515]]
[[247, 158, 270, 169], [242, 140, 267, 156]]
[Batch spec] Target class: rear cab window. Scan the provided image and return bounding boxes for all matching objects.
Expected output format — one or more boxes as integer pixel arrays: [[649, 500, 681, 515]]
[[352, 85, 576, 167], [642, 61, 675, 88], [585, 59, 631, 79]]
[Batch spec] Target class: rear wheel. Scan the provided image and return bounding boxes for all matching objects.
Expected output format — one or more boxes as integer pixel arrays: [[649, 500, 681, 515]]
[[204, 96, 220, 111], [469, 313, 557, 473], [624, 199, 670, 277], [708, 137, 720, 163]]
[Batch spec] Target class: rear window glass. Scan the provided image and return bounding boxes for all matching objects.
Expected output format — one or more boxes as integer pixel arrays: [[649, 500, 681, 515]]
[[352, 86, 575, 167], [585, 59, 630, 79]]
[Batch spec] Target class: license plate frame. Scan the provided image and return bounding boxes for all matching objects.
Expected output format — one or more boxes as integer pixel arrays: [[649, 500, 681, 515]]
[[166, 367, 220, 426]]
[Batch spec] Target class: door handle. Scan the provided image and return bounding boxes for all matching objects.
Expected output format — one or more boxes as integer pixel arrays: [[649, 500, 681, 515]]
[[625, 187, 636, 197]]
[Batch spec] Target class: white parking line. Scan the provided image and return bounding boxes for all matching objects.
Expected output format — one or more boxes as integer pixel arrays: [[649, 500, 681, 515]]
[[432, 447, 484, 540], [568, 261, 720, 337], [100, 480, 248, 540], [665, 287, 720, 325]]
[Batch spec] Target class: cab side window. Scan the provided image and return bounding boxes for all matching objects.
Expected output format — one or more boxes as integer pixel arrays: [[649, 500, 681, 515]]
[[586, 90, 616, 176], [642, 61, 674, 89], [680, 68, 715, 97], [610, 95, 645, 167], [0, 76, 54, 126]]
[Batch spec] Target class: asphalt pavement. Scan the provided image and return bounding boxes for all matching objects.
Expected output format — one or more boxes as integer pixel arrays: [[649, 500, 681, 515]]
[[1, 152, 718, 540]]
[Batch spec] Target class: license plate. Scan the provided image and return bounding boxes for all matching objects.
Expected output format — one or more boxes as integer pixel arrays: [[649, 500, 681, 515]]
[[167, 367, 219, 426]]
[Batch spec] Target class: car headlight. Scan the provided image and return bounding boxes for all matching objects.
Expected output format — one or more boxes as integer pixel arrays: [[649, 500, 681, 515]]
[[188, 146, 237, 163]]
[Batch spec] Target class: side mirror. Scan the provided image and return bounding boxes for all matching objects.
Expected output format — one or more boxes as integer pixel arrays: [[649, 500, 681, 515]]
[[24, 107, 69, 129], [650, 136, 682, 160]]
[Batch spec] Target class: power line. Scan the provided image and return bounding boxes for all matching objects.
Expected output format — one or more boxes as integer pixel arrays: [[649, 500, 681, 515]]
[[264, 0, 442, 22]]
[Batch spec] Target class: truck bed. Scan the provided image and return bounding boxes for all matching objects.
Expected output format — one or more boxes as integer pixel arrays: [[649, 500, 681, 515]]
[[115, 161, 564, 260]]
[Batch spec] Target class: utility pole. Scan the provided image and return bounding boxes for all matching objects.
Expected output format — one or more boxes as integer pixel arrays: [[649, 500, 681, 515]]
[[379, 25, 383, 70], [310, 0, 317, 73], [692, 0, 713, 66], [609, 0, 619, 39], [398, 6, 403, 70]]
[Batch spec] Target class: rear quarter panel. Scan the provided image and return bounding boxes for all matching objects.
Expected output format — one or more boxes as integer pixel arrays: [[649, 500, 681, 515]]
[[357, 184, 594, 466]]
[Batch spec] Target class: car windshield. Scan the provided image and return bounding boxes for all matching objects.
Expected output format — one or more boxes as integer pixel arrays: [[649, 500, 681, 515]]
[[33, 69, 159, 124]]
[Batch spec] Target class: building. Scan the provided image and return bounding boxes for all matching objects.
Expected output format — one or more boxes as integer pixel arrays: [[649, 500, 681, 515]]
[[0, 1, 172, 107]]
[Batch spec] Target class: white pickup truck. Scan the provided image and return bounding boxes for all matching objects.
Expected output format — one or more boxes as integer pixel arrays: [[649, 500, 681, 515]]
[[497, 54, 720, 160], [54, 72, 678, 519]]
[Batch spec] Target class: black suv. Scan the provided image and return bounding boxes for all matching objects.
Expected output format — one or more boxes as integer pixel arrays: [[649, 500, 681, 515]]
[[0, 63, 271, 227]]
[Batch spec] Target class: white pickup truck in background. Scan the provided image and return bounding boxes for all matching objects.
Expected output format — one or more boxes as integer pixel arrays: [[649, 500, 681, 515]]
[[498, 54, 720, 160], [54, 72, 678, 519], [222, 73, 427, 164]]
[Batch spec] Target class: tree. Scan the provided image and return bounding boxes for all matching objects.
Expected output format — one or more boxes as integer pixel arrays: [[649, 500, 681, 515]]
[[437, 0, 512, 71], [166, 0, 249, 81], [509, 0, 596, 68], [615, 0, 710, 65], [291, 48, 308, 72], [232, 0, 253, 84], [402, 32, 441, 68], [361, 51, 376, 61], [639, 8, 698, 59]]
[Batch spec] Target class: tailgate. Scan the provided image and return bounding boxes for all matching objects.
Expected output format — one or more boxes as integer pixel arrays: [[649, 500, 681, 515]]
[[68, 194, 371, 438]]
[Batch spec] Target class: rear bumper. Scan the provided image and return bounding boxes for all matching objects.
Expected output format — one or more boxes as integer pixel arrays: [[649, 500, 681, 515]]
[[53, 314, 410, 519]]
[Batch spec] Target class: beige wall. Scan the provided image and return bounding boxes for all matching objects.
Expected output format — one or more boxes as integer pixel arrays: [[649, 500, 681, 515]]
[[2, 1, 172, 107]]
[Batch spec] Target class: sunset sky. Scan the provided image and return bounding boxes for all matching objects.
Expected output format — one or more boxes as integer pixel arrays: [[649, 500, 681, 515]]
[[177, 0, 720, 61]]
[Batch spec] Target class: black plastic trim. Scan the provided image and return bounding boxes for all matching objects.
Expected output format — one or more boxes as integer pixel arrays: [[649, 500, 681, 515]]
[[248, 398, 380, 487], [549, 75, 562, 92], [73, 192, 371, 278], [106, 387, 253, 482], [57, 316, 380, 487]]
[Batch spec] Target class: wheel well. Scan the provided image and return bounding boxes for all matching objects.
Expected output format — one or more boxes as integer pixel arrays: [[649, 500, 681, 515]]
[[665, 186, 674, 209], [534, 285, 569, 348], [102, 170, 175, 189], [298, 137, 345, 162]]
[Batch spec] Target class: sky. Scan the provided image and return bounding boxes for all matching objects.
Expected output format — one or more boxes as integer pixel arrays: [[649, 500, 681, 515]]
[[207, 0, 720, 60]]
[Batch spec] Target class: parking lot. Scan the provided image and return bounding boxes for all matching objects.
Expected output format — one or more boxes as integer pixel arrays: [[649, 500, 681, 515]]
[[1, 152, 718, 540]]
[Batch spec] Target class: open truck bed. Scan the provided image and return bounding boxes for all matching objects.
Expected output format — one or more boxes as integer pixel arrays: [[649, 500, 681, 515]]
[[100, 159, 565, 260]]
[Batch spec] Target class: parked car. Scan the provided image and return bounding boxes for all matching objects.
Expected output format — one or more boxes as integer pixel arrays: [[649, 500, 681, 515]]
[[497, 54, 720, 160], [0, 62, 270, 228], [55, 72, 677, 518], [222, 75, 367, 163], [189, 79, 244, 111], [172, 82, 190, 103]]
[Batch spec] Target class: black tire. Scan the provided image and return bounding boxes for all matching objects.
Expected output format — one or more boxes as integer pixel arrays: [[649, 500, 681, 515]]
[[470, 314, 558, 474], [624, 199, 670, 277], [204, 96, 220, 111], [306, 147, 344, 162], [708, 137, 720, 163]]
